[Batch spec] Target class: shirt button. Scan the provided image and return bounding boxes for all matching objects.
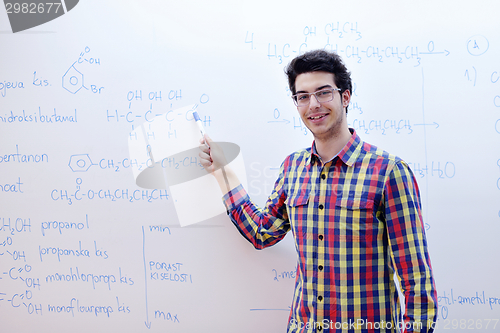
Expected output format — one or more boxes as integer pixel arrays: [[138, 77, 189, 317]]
[[318, 295, 323, 301], [318, 265, 323, 271], [319, 204, 324, 210], [321, 174, 326, 180], [319, 235, 323, 240], [318, 326, 323, 332]]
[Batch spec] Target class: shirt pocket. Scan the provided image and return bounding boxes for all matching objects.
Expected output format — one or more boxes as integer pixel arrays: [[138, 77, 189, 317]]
[[285, 192, 310, 240], [334, 195, 376, 241], [285, 193, 309, 207]]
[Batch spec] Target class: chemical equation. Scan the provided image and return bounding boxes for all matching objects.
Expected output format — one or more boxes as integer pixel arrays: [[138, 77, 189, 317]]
[[62, 46, 104, 95], [351, 118, 414, 135], [268, 109, 439, 136], [246, 22, 362, 52], [1, 273, 133, 317], [407, 161, 456, 179], [3, 265, 41, 290], [108, 107, 211, 127], [246, 22, 449, 67], [0, 213, 137, 319], [270, 43, 434, 67], [50, 178, 169, 205], [0, 224, 43, 316], [350, 118, 439, 135], [266, 112, 309, 136], [125, 89, 182, 109], [68, 153, 204, 173], [0, 217, 31, 236], [107, 90, 211, 134], [1, 289, 43, 316]]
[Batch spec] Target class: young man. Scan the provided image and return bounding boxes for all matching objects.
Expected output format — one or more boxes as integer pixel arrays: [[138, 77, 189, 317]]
[[199, 50, 437, 332]]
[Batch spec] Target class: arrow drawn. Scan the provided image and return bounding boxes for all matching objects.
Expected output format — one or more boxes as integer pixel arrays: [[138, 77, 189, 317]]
[[267, 119, 291, 124], [142, 226, 152, 329], [413, 122, 439, 129], [419, 50, 450, 56]]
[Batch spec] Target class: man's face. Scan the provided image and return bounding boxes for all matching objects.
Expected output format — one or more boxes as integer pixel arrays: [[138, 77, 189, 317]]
[[294, 71, 350, 142]]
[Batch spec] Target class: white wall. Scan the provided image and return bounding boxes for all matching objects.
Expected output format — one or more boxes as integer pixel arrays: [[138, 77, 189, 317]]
[[1, 1, 499, 331]]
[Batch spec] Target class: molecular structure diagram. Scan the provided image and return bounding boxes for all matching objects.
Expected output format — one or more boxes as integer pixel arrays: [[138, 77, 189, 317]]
[[62, 46, 103, 95], [62, 64, 85, 94], [68, 154, 93, 172]]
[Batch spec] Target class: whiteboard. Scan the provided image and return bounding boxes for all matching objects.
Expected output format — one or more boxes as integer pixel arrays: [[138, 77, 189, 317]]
[[1, 0, 499, 332]]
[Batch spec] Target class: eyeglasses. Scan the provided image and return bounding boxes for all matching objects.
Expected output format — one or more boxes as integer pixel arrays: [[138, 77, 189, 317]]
[[292, 88, 342, 107]]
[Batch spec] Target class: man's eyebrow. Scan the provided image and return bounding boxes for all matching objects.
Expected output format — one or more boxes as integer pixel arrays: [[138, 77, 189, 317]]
[[295, 85, 333, 94], [317, 84, 333, 91]]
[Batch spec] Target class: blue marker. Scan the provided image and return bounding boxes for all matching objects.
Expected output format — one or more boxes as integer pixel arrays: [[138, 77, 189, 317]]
[[193, 111, 206, 139]]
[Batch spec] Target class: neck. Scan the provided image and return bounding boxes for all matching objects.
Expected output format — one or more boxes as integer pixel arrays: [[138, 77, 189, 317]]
[[314, 126, 352, 162]]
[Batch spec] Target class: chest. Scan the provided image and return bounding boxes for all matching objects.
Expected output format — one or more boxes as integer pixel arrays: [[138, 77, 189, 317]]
[[283, 160, 387, 243]]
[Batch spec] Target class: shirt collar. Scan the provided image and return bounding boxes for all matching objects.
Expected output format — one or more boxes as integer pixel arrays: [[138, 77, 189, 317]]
[[308, 128, 362, 167]]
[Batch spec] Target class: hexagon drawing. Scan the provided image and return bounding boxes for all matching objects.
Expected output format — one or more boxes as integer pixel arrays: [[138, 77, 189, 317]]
[[62, 65, 84, 94], [69, 154, 93, 172]]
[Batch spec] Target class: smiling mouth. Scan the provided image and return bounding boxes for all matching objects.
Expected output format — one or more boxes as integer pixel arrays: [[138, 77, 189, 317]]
[[309, 114, 327, 120]]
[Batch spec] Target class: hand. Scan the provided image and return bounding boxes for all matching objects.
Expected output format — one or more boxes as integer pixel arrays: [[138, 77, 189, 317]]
[[198, 134, 227, 174], [199, 134, 241, 194]]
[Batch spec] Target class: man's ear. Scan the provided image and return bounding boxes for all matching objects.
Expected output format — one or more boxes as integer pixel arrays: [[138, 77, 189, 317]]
[[342, 90, 351, 108]]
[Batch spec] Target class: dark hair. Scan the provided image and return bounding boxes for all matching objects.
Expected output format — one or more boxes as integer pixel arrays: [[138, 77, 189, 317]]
[[285, 50, 352, 112]]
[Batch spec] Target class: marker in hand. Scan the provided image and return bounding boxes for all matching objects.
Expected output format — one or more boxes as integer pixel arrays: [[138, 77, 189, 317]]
[[193, 111, 206, 144], [194, 110, 211, 163], [194, 111, 231, 192]]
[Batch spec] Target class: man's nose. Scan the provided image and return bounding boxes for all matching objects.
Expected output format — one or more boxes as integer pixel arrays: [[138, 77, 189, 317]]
[[309, 94, 321, 108]]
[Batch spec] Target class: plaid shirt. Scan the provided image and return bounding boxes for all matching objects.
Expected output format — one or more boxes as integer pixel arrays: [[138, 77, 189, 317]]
[[223, 129, 437, 332]]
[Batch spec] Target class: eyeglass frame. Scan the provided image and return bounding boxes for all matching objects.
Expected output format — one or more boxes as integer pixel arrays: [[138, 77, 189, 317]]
[[291, 88, 342, 107]]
